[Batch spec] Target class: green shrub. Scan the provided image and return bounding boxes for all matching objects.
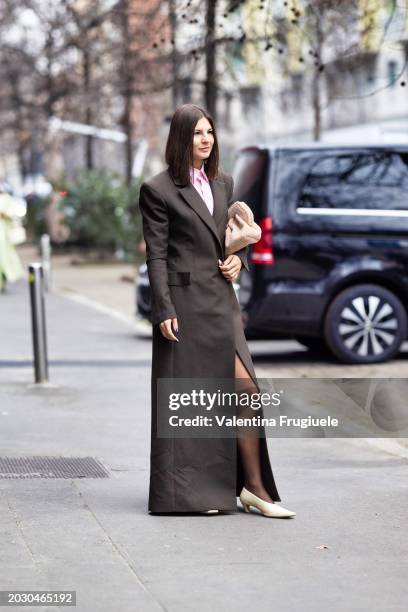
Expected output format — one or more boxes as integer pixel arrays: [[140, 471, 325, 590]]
[[59, 170, 143, 259], [25, 194, 50, 241]]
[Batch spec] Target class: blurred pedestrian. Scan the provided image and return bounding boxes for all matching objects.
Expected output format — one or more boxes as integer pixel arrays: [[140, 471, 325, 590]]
[[0, 186, 24, 292]]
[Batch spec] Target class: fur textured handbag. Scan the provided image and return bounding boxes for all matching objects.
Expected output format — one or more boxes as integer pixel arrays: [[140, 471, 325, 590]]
[[225, 201, 262, 256]]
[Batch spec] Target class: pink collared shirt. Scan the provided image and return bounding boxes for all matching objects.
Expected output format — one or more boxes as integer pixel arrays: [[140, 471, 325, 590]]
[[189, 164, 214, 216]]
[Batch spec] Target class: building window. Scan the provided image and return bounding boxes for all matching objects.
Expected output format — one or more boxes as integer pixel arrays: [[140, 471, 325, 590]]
[[224, 91, 232, 130], [239, 86, 261, 114], [181, 77, 192, 103], [291, 73, 303, 110], [387, 60, 397, 87]]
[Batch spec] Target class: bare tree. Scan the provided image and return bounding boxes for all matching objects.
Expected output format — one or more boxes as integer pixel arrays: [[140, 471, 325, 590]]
[[1, 0, 404, 183]]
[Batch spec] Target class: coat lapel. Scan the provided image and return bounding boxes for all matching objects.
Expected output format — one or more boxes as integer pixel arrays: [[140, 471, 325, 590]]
[[210, 178, 227, 230], [169, 169, 226, 254]]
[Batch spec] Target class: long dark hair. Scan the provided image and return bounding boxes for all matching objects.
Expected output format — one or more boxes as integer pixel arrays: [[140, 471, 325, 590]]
[[165, 104, 219, 186]]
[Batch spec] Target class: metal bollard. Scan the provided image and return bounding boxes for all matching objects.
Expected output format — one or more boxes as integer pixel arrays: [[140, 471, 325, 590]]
[[40, 234, 51, 291], [28, 263, 49, 383]]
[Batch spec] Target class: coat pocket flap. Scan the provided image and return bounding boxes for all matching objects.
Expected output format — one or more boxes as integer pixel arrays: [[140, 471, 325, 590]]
[[167, 271, 190, 285]]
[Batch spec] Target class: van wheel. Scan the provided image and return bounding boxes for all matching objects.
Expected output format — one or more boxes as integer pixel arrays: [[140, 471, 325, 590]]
[[324, 284, 407, 364]]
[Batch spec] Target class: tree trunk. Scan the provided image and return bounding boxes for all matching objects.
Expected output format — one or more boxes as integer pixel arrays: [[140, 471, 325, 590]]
[[123, 90, 133, 185], [205, 0, 217, 120], [121, 0, 133, 185], [312, 69, 321, 141], [83, 47, 93, 169], [311, 19, 323, 142], [168, 0, 181, 108]]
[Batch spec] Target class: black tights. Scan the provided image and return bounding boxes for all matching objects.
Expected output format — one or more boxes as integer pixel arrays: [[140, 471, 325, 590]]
[[235, 352, 273, 502]]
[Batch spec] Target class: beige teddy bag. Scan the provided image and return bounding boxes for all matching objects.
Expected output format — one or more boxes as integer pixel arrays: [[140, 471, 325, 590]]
[[225, 201, 262, 256]]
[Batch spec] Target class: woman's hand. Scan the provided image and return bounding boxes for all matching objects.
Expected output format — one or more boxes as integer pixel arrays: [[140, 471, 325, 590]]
[[159, 317, 179, 342], [218, 255, 242, 282]]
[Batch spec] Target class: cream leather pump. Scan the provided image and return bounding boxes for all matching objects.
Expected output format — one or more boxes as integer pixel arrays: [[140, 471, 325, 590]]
[[239, 487, 296, 518]]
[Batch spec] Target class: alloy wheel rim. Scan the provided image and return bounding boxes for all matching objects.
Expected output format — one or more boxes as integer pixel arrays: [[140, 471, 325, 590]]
[[338, 295, 398, 357]]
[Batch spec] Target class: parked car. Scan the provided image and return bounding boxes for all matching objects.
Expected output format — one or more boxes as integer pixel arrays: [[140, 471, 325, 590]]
[[232, 144, 408, 364], [136, 262, 150, 322], [136, 144, 408, 364]]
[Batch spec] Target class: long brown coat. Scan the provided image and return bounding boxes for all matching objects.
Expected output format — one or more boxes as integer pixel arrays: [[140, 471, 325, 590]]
[[138, 167, 281, 512]]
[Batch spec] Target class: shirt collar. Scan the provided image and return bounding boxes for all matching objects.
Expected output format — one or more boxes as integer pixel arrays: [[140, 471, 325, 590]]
[[190, 163, 209, 183]]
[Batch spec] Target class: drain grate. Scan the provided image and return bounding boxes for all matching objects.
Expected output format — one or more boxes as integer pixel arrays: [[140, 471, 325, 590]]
[[0, 456, 110, 479]]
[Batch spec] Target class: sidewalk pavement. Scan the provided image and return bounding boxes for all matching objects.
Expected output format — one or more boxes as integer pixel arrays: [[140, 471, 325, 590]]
[[0, 277, 407, 612], [17, 243, 141, 325]]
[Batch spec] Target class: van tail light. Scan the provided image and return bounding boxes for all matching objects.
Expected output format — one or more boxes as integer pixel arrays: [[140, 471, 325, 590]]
[[251, 216, 274, 264]]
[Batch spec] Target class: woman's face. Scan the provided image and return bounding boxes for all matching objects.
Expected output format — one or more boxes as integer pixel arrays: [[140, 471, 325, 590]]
[[192, 117, 214, 168]]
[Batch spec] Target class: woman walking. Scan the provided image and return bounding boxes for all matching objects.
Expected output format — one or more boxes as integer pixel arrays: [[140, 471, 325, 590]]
[[138, 104, 295, 518]]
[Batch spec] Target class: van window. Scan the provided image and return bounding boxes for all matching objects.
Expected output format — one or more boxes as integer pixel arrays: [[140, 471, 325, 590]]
[[298, 151, 408, 212]]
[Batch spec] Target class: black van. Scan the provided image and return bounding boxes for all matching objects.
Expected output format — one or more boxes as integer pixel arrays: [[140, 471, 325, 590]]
[[233, 144, 408, 364]]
